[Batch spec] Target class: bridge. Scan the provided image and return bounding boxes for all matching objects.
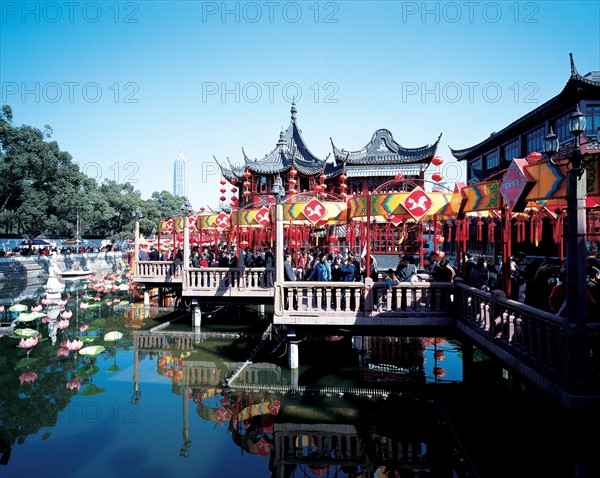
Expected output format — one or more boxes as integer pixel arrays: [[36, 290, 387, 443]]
[[132, 261, 600, 410]]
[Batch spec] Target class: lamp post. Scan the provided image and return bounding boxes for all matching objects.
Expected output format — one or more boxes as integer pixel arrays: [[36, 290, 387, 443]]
[[180, 198, 193, 272], [271, 175, 286, 284], [132, 207, 143, 273], [543, 106, 588, 392]]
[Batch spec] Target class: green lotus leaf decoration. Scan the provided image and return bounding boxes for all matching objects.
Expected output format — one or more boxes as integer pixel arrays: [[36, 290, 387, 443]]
[[118, 284, 130, 291], [106, 364, 121, 372], [87, 303, 102, 310], [104, 331, 123, 342], [15, 356, 38, 368], [79, 345, 106, 356], [78, 336, 96, 343], [9, 304, 28, 312], [17, 313, 38, 322], [78, 364, 100, 378], [14, 328, 39, 337], [79, 383, 105, 396], [92, 318, 107, 326]]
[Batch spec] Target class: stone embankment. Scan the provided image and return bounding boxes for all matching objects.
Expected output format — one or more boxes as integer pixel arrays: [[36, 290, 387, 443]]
[[0, 252, 130, 303]]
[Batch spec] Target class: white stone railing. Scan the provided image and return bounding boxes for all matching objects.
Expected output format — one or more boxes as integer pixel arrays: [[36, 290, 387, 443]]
[[135, 260, 183, 282], [184, 267, 275, 295], [273, 279, 455, 319]]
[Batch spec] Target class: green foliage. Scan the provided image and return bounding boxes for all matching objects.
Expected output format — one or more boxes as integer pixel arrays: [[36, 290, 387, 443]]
[[0, 105, 183, 240]]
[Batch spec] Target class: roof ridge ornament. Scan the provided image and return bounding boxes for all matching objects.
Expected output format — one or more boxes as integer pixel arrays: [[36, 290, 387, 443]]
[[569, 52, 580, 78], [290, 101, 297, 122]]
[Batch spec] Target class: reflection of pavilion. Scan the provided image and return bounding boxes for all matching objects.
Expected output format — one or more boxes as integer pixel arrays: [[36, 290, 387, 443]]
[[131, 330, 475, 476]]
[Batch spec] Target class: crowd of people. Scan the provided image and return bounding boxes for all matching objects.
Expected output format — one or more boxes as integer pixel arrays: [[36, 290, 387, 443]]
[[0, 244, 120, 257]]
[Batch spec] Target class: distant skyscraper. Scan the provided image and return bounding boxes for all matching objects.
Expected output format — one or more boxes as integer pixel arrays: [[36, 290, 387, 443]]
[[173, 150, 188, 198]]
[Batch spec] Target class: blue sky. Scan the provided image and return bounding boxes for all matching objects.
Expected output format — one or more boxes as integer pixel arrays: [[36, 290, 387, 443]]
[[2, 0, 599, 210]]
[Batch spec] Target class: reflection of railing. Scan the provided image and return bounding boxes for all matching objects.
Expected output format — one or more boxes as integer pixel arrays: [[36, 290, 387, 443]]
[[133, 331, 195, 350]]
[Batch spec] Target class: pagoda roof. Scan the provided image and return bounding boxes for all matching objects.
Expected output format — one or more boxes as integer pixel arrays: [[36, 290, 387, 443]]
[[331, 128, 442, 165], [216, 103, 328, 180], [450, 54, 600, 161]]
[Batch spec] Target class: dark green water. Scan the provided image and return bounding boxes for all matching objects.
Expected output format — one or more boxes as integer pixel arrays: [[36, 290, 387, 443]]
[[0, 275, 597, 478]]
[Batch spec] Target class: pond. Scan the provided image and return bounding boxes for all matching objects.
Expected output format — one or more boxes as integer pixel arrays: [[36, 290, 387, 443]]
[[0, 273, 596, 478]]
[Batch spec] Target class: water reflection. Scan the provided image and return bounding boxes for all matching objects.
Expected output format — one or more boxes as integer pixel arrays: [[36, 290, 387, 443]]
[[0, 275, 594, 478]]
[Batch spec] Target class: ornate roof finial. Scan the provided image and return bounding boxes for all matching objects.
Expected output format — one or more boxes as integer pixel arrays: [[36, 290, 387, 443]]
[[290, 100, 297, 122], [569, 52, 580, 78], [277, 128, 286, 147]]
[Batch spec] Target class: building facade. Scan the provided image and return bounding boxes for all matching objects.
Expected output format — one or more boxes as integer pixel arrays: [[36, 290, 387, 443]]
[[173, 150, 188, 198], [451, 55, 600, 183]]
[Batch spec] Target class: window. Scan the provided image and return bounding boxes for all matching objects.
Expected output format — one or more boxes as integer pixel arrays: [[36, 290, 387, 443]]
[[470, 157, 482, 177], [484, 150, 499, 169], [553, 111, 572, 143], [585, 104, 600, 134], [526, 126, 545, 154], [501, 139, 520, 162]]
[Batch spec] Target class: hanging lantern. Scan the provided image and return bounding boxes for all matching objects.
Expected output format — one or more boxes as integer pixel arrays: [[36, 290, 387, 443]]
[[319, 174, 326, 182], [395, 173, 404, 182], [431, 172, 444, 182], [288, 188, 297, 195], [340, 183, 347, 190], [200, 207, 205, 212], [339, 174, 347, 181], [220, 179, 227, 185], [527, 151, 543, 163], [219, 196, 226, 202], [290, 168, 298, 177], [230, 178, 237, 185], [240, 240, 249, 248], [243, 190, 252, 197], [243, 181, 251, 188], [289, 178, 297, 186], [435, 234, 445, 244], [243, 171, 251, 179], [314, 184, 323, 192], [229, 202, 236, 208], [432, 156, 444, 166], [328, 235, 339, 243], [220, 188, 226, 194], [231, 187, 237, 193]]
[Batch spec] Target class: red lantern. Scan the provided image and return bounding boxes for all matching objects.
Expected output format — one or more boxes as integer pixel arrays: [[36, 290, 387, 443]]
[[340, 183, 347, 189], [527, 151, 543, 163], [220, 179, 227, 185], [328, 235, 339, 243], [231, 187, 237, 193], [437, 250, 446, 259], [243, 171, 251, 179], [431, 172, 444, 182], [219, 196, 226, 202], [339, 174, 347, 181], [200, 207, 205, 212], [220, 188, 226, 193], [243, 181, 251, 188], [319, 174, 326, 182], [230, 178, 237, 185], [395, 173, 404, 182], [314, 184, 323, 192], [243, 190, 251, 197], [229, 202, 236, 208], [432, 156, 444, 166], [288, 188, 297, 194], [290, 169, 298, 177], [240, 240, 249, 248], [289, 178, 297, 186]]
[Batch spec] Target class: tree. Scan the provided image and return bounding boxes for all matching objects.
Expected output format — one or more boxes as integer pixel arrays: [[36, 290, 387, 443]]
[[0, 105, 90, 238]]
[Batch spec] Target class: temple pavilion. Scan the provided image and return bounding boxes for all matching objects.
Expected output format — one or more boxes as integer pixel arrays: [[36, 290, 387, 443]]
[[215, 103, 442, 208]]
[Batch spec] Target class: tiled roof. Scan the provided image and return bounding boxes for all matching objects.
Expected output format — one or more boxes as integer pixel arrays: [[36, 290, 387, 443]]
[[331, 129, 441, 165], [450, 55, 600, 161]]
